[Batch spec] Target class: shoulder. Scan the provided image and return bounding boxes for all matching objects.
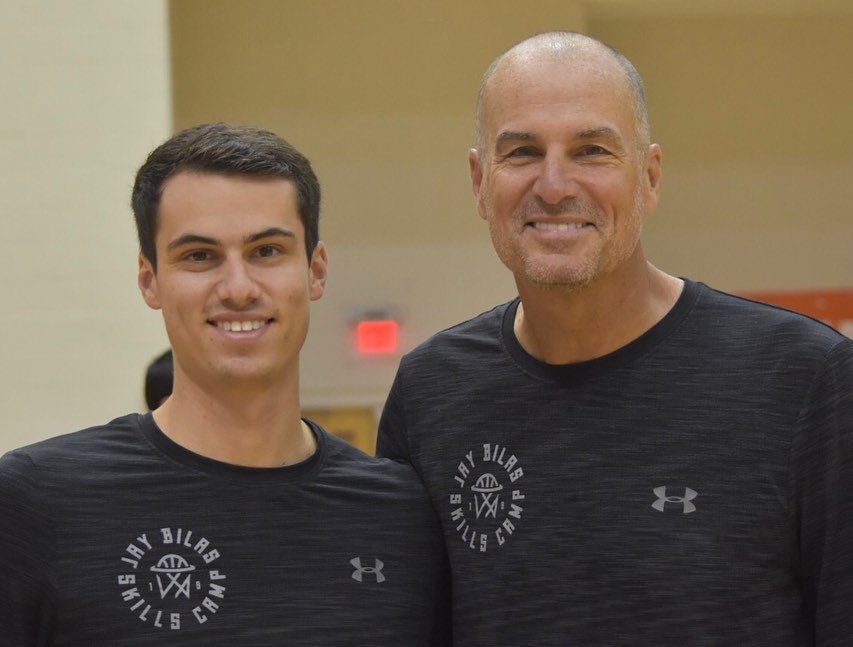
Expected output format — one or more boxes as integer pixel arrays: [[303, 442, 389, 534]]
[[0, 418, 144, 538], [689, 281, 847, 353], [400, 299, 515, 365], [312, 426, 431, 500], [0, 413, 143, 478]]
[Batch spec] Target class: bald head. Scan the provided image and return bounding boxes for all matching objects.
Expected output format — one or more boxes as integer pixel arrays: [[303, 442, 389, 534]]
[[475, 32, 651, 154]]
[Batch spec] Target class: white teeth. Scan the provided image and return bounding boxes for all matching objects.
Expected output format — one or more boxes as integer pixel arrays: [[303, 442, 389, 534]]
[[533, 222, 586, 231], [219, 320, 265, 332]]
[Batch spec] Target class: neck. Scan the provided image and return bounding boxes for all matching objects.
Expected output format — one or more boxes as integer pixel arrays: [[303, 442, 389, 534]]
[[514, 262, 683, 364], [152, 375, 315, 468]]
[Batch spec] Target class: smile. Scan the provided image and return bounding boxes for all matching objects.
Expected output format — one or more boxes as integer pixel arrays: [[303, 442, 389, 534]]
[[215, 320, 269, 332], [531, 222, 589, 232]]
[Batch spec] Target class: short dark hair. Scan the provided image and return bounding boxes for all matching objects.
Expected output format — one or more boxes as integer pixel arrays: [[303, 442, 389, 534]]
[[144, 348, 173, 410], [131, 123, 321, 270]]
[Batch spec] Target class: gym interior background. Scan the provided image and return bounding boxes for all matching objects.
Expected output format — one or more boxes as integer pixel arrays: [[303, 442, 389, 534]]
[[2, 0, 852, 453]]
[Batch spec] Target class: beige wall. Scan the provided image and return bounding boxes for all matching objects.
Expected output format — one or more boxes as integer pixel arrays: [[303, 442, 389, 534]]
[[0, 1, 172, 452]]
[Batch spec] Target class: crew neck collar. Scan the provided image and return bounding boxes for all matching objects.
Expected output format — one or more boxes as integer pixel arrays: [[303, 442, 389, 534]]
[[135, 412, 326, 484], [502, 278, 701, 383]]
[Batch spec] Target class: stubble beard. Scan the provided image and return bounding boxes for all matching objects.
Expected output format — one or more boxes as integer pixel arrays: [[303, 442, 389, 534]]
[[490, 187, 646, 292]]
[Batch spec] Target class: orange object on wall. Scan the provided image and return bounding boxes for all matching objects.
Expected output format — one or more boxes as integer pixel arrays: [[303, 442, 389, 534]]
[[740, 289, 853, 339]]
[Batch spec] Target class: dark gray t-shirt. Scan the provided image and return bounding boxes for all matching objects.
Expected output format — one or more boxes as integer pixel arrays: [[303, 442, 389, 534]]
[[378, 279, 853, 646], [0, 414, 450, 645]]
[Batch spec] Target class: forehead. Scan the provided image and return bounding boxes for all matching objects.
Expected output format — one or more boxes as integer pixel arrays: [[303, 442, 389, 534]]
[[481, 53, 636, 142], [157, 172, 302, 241]]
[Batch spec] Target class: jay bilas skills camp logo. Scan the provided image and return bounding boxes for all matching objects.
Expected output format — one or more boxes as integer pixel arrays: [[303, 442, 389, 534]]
[[117, 527, 226, 630], [449, 442, 525, 552]]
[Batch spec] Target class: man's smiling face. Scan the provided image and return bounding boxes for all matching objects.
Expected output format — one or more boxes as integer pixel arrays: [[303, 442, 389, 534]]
[[138, 171, 327, 391], [469, 50, 661, 292]]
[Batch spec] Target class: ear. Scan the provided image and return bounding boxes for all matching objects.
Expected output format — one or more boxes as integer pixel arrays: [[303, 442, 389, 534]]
[[643, 144, 663, 214], [308, 241, 328, 302], [468, 148, 488, 221], [138, 253, 162, 310], [468, 148, 483, 197]]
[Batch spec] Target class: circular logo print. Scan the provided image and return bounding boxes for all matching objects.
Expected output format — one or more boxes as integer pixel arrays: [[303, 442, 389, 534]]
[[449, 443, 525, 552], [117, 527, 226, 631]]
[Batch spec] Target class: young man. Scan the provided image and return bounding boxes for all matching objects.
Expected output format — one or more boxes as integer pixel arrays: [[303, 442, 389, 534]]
[[377, 32, 853, 645], [0, 123, 449, 645]]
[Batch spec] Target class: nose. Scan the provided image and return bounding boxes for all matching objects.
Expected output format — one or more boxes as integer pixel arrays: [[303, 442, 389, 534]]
[[216, 256, 262, 308], [533, 151, 580, 205]]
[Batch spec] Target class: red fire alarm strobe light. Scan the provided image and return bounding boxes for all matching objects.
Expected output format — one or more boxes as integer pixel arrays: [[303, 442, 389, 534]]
[[356, 319, 399, 355]]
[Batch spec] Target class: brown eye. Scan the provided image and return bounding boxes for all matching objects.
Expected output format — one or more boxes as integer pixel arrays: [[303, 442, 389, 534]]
[[254, 245, 282, 258], [509, 146, 539, 157], [186, 250, 212, 262]]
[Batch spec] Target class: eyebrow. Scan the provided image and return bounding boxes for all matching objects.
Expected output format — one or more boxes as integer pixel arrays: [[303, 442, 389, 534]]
[[245, 227, 296, 244], [495, 131, 535, 147], [494, 126, 622, 147], [166, 233, 218, 252], [166, 227, 296, 252], [576, 127, 621, 141]]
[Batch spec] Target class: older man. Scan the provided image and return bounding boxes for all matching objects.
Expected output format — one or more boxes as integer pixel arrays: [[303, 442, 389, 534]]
[[378, 32, 853, 646]]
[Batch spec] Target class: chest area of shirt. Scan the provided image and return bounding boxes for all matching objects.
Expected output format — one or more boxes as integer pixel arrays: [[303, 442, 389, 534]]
[[48, 499, 440, 641], [423, 424, 790, 560]]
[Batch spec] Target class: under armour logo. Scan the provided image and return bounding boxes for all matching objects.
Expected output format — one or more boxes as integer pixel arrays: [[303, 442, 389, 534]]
[[651, 486, 698, 514], [350, 557, 385, 583]]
